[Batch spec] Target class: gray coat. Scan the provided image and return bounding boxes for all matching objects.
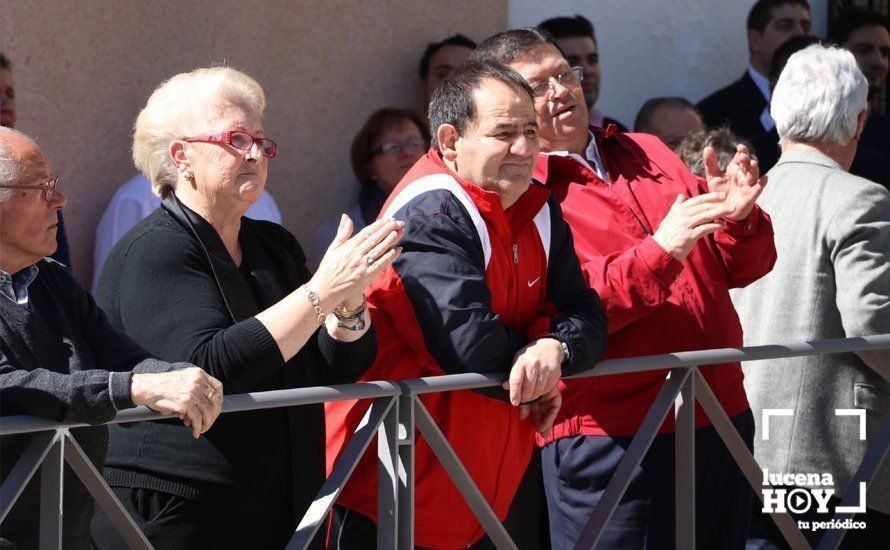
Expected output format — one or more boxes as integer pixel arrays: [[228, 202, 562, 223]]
[[731, 149, 890, 514]]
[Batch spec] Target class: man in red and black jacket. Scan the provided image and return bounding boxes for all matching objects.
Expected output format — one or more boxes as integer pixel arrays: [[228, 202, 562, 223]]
[[473, 29, 777, 549], [325, 61, 607, 549]]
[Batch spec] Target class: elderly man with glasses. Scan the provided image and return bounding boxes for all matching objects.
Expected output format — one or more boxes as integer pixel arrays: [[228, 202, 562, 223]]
[[0, 126, 223, 549], [472, 28, 777, 549]]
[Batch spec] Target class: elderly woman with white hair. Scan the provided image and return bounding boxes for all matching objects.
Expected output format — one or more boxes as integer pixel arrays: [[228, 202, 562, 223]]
[[91, 66, 403, 549]]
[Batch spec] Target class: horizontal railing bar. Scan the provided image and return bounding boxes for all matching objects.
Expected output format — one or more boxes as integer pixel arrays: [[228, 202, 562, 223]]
[[0, 381, 403, 436], [568, 334, 890, 378], [3, 335, 889, 435], [398, 335, 890, 395]]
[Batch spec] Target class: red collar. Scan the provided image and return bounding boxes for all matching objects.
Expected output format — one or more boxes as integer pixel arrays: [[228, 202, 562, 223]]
[[384, 149, 550, 239]]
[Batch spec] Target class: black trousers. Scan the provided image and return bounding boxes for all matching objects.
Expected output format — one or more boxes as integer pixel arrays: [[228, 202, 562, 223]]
[[541, 410, 755, 550], [91, 485, 304, 550], [328, 505, 504, 550]]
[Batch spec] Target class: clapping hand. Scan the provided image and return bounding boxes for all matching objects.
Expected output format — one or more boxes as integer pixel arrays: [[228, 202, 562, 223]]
[[653, 191, 734, 261], [311, 214, 404, 310], [704, 144, 768, 222]]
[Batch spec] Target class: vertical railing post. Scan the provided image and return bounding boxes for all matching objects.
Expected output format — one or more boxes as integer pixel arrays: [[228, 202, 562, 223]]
[[39, 430, 64, 550], [397, 394, 415, 549], [378, 396, 400, 549], [675, 368, 695, 550], [61, 432, 154, 549], [575, 368, 691, 550], [0, 431, 57, 524]]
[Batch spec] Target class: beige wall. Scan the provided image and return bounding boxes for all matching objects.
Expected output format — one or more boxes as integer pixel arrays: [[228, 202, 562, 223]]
[[1, 0, 507, 283]]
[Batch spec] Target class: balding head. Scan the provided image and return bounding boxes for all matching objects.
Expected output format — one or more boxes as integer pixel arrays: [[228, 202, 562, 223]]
[[0, 127, 64, 274], [0, 127, 43, 201]]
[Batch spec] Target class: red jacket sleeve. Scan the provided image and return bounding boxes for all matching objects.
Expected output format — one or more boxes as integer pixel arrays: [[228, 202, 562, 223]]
[[712, 204, 777, 288], [579, 235, 684, 334]]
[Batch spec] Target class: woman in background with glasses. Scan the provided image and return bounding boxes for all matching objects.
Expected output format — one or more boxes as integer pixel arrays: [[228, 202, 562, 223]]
[[91, 66, 403, 549], [315, 108, 427, 261]]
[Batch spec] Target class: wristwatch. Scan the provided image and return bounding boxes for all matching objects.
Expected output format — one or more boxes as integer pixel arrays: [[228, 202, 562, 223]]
[[559, 340, 571, 365]]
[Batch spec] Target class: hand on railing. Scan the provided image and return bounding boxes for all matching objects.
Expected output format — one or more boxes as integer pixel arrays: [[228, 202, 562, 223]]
[[502, 336, 564, 412], [131, 367, 224, 439]]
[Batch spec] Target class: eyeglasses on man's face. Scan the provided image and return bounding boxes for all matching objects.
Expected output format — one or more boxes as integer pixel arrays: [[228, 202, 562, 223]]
[[0, 176, 61, 202], [372, 139, 426, 157], [185, 130, 277, 158], [530, 66, 584, 99]]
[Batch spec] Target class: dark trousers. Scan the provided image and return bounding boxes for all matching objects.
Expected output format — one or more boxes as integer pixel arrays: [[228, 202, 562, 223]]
[[541, 410, 755, 550], [328, 505, 503, 550], [91, 485, 306, 550], [746, 492, 890, 549], [91, 487, 208, 549]]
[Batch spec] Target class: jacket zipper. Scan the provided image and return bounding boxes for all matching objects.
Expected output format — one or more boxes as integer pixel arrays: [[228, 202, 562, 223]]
[[513, 244, 519, 263], [628, 208, 651, 235]]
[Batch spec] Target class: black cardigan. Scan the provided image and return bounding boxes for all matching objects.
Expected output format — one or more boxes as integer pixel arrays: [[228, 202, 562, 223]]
[[0, 259, 184, 549], [96, 200, 375, 541]]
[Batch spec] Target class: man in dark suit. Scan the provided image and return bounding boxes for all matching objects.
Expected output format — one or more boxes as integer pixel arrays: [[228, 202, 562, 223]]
[[830, 7, 890, 155], [698, 0, 811, 140]]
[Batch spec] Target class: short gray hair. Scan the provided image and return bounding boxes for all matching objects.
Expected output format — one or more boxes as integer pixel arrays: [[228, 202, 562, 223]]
[[0, 127, 38, 202], [132, 66, 266, 197], [771, 44, 868, 146]]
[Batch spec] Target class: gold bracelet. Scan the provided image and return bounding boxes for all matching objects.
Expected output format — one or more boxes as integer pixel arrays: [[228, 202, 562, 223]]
[[301, 285, 326, 325], [333, 295, 367, 318]]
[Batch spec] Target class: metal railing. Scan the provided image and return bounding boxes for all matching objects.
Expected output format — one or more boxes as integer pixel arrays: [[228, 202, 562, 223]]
[[2, 334, 889, 550]]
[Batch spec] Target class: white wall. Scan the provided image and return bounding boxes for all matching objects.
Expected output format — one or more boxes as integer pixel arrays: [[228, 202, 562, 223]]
[[508, 0, 827, 129]]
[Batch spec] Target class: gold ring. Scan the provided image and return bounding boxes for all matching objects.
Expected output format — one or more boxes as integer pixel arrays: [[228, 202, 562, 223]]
[[206, 389, 217, 400]]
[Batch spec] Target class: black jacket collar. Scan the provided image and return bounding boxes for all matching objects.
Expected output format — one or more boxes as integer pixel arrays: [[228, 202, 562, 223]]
[[161, 194, 258, 323]]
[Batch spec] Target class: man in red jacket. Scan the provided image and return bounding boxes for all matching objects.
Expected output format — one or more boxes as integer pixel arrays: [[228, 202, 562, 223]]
[[325, 60, 607, 548], [473, 30, 777, 549]]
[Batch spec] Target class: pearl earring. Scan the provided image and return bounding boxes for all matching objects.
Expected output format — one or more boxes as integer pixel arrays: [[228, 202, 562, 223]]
[[183, 168, 194, 182]]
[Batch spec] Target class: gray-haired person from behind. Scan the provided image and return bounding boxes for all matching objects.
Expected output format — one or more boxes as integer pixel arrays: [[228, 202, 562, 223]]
[[0, 126, 223, 549], [731, 44, 890, 548]]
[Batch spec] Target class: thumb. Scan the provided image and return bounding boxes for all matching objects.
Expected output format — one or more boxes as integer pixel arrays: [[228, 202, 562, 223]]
[[703, 146, 720, 181], [332, 214, 354, 248]]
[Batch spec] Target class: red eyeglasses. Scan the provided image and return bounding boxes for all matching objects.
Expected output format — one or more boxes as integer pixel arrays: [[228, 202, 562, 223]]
[[185, 131, 277, 158]]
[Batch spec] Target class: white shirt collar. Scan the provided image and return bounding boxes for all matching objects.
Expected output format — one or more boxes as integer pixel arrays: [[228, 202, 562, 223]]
[[546, 131, 610, 184], [748, 66, 776, 132]]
